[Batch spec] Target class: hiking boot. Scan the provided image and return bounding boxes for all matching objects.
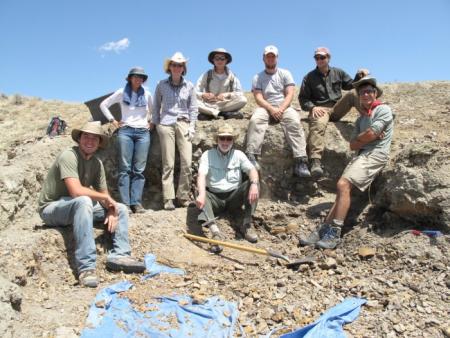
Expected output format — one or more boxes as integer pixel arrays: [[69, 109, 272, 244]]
[[299, 223, 330, 246], [294, 157, 311, 177], [239, 223, 258, 243], [209, 227, 224, 254], [197, 113, 215, 121], [220, 111, 244, 120], [315, 226, 342, 250], [126, 205, 133, 214], [247, 153, 261, 171], [164, 199, 175, 211], [106, 256, 146, 273], [310, 159, 324, 177], [131, 204, 146, 214], [79, 269, 98, 288]]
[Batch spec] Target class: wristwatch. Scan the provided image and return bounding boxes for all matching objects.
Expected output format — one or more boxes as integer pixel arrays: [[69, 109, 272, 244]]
[[250, 180, 258, 185]]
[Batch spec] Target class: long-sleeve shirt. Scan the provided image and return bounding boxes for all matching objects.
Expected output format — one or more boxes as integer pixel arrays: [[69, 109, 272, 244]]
[[152, 77, 198, 126], [100, 88, 152, 128], [299, 67, 354, 112]]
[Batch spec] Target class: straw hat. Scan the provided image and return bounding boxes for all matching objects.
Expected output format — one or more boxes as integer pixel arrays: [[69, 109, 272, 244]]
[[163, 52, 188, 75], [71, 121, 108, 148], [215, 123, 235, 140]]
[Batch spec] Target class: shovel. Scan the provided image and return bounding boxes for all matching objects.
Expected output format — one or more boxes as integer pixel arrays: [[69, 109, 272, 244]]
[[183, 233, 315, 269]]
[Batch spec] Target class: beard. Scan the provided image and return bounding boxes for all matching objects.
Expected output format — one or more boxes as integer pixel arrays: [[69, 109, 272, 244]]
[[264, 62, 276, 70], [218, 142, 233, 153]]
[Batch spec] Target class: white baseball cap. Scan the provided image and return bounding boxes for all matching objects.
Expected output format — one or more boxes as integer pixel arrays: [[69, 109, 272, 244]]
[[263, 45, 278, 56]]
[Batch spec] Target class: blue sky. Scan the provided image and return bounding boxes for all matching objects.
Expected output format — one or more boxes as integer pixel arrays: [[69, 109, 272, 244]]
[[1, 0, 449, 102]]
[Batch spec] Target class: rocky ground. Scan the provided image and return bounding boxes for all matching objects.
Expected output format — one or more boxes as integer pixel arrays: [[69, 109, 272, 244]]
[[0, 83, 449, 338]]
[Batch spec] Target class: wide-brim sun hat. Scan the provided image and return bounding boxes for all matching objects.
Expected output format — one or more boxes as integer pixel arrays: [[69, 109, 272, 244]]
[[208, 48, 232, 65], [163, 52, 189, 75], [126, 67, 148, 82], [353, 76, 383, 98], [215, 123, 236, 139], [71, 121, 109, 148]]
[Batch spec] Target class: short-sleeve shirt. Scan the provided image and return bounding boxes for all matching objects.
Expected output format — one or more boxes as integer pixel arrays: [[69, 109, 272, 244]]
[[198, 148, 254, 193], [38, 147, 107, 212], [351, 104, 394, 155], [252, 68, 295, 106]]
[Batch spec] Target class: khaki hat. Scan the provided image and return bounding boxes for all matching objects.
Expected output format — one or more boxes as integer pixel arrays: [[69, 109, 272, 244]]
[[353, 76, 383, 98], [215, 123, 235, 139], [126, 67, 148, 81], [163, 52, 189, 75], [208, 48, 232, 64], [314, 47, 331, 57], [71, 121, 108, 148], [263, 45, 278, 56]]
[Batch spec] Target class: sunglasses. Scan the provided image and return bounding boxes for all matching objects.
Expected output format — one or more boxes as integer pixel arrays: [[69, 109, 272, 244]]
[[218, 136, 233, 141], [214, 56, 227, 61], [359, 88, 376, 95], [170, 63, 184, 68], [314, 55, 327, 60]]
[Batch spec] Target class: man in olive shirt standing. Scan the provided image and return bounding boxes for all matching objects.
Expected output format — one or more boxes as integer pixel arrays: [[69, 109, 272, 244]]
[[196, 124, 259, 253], [38, 122, 145, 287], [299, 47, 369, 177], [300, 77, 394, 250]]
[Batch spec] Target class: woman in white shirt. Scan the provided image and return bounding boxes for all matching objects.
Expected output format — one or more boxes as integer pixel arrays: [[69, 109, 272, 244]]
[[100, 67, 152, 214]]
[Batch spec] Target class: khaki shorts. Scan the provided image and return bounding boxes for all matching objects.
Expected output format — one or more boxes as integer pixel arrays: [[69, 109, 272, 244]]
[[342, 151, 389, 191]]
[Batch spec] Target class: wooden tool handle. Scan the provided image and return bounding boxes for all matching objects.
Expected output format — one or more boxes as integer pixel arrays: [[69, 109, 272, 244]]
[[183, 233, 269, 256]]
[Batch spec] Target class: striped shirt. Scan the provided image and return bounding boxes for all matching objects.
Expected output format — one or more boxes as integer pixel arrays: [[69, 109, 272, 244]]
[[152, 77, 198, 125]]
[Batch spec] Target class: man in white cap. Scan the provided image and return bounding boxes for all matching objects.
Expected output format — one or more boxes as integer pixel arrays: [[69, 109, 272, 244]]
[[38, 121, 145, 288], [246, 45, 310, 177], [300, 77, 394, 250], [196, 123, 259, 253], [299, 47, 369, 177], [196, 48, 247, 120]]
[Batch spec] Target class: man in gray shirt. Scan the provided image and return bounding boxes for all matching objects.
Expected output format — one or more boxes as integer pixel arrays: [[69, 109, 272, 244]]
[[300, 77, 394, 250], [299, 47, 369, 177], [246, 45, 310, 177]]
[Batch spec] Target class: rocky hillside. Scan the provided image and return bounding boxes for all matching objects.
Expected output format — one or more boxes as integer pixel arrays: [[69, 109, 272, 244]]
[[0, 82, 449, 337]]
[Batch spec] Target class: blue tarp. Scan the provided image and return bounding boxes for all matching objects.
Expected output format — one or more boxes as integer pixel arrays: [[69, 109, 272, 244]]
[[276, 297, 367, 338], [142, 253, 185, 280]]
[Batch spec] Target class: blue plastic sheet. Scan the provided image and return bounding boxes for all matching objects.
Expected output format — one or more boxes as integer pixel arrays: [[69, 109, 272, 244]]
[[276, 297, 367, 338], [81, 282, 239, 337], [142, 253, 185, 280]]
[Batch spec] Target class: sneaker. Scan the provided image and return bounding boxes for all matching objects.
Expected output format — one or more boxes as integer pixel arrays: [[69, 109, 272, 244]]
[[239, 223, 258, 243], [79, 269, 98, 288], [247, 153, 261, 171], [310, 159, 324, 177], [315, 226, 342, 250], [164, 199, 175, 210], [299, 223, 330, 246], [220, 111, 244, 120], [294, 157, 311, 177], [177, 199, 191, 208], [106, 256, 146, 273], [210, 231, 224, 254], [131, 204, 146, 214], [197, 113, 215, 121]]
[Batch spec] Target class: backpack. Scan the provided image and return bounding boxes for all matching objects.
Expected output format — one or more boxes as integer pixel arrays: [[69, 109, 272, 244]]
[[205, 69, 235, 93], [46, 116, 67, 137]]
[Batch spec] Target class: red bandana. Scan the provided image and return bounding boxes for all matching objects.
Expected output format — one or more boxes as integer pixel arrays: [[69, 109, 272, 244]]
[[364, 100, 382, 116]]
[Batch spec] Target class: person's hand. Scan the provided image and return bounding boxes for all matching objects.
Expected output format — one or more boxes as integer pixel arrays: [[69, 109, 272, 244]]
[[104, 210, 118, 233], [202, 93, 216, 103], [357, 68, 370, 78], [378, 131, 385, 139], [196, 194, 205, 210], [248, 183, 259, 204], [269, 107, 283, 121], [216, 93, 225, 101], [310, 107, 327, 119], [111, 120, 120, 129], [102, 196, 118, 216], [148, 122, 155, 130]]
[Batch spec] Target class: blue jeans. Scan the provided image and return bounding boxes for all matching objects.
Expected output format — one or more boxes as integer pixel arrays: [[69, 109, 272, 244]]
[[40, 196, 131, 273], [117, 126, 151, 206]]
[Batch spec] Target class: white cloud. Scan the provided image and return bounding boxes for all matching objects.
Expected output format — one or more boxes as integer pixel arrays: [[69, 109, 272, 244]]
[[99, 38, 130, 54]]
